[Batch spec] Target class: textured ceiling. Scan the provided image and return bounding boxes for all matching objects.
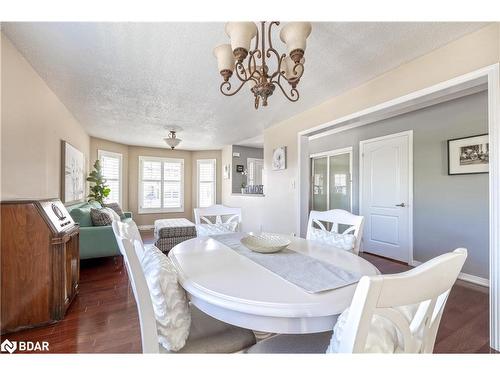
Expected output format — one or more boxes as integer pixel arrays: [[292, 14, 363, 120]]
[[2, 22, 488, 150]]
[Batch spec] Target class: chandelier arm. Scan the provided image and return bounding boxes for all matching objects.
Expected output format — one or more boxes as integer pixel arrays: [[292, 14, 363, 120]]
[[254, 46, 262, 60], [247, 51, 261, 80], [267, 21, 280, 51], [235, 61, 248, 81], [271, 78, 300, 102], [269, 52, 286, 80], [219, 79, 253, 97]]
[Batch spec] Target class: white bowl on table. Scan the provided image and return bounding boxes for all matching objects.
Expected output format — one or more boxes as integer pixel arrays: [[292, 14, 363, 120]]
[[240, 233, 291, 254]]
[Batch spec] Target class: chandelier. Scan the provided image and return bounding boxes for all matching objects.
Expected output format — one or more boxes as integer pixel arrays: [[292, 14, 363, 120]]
[[164, 130, 181, 150], [214, 22, 312, 109]]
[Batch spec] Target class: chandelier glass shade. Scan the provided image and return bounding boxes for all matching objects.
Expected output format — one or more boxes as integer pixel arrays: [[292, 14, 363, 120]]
[[164, 130, 181, 150], [214, 21, 312, 109]]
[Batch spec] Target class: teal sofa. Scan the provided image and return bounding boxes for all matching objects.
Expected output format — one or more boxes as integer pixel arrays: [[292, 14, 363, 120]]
[[66, 201, 134, 259]]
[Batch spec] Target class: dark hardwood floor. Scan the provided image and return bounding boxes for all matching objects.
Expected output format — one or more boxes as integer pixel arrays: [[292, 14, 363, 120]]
[[1, 230, 495, 353]]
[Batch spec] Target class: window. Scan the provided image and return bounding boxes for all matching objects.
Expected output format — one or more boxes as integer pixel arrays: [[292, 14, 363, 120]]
[[139, 156, 184, 213], [197, 159, 216, 208], [98, 150, 123, 205]]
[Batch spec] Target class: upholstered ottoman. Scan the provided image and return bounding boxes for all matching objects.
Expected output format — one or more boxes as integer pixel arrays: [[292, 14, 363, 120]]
[[154, 218, 197, 253]]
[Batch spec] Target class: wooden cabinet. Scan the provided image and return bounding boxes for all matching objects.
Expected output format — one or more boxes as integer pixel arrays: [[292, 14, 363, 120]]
[[1, 199, 80, 334]]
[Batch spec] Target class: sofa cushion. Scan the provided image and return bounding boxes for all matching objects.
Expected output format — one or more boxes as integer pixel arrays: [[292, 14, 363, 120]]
[[69, 205, 94, 227], [103, 202, 126, 220], [88, 201, 102, 209], [103, 207, 121, 221], [90, 207, 113, 226]]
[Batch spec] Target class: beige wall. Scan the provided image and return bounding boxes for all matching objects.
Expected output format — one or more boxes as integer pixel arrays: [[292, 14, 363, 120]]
[[90, 138, 222, 226], [89, 137, 130, 210], [1, 32, 90, 201], [222, 23, 500, 235]]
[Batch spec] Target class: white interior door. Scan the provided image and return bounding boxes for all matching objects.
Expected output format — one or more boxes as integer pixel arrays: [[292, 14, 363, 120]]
[[360, 131, 412, 263]]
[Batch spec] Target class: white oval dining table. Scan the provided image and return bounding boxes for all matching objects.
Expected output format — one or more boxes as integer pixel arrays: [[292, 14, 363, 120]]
[[168, 234, 380, 334]]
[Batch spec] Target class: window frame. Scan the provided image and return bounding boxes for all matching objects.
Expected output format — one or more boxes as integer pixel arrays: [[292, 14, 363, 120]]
[[97, 149, 123, 206], [138, 156, 185, 214], [196, 158, 217, 208]]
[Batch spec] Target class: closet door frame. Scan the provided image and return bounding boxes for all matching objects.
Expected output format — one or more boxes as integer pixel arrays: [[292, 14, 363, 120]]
[[310, 146, 353, 212]]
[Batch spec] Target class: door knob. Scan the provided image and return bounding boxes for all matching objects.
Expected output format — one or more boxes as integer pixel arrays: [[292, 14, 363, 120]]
[[395, 203, 406, 207]]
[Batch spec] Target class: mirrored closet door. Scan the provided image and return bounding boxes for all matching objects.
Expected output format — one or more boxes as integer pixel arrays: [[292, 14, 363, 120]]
[[310, 147, 352, 212]]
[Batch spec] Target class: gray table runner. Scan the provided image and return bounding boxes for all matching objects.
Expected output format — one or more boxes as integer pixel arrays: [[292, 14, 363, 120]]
[[214, 233, 361, 293]]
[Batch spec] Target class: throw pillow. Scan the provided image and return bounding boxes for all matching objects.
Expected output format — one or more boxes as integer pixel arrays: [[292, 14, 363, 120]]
[[141, 245, 191, 352], [102, 207, 121, 222], [103, 202, 126, 220], [90, 207, 113, 226], [308, 228, 356, 251]]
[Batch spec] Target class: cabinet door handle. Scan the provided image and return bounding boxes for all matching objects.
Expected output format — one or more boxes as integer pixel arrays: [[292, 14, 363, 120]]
[[395, 203, 406, 207]]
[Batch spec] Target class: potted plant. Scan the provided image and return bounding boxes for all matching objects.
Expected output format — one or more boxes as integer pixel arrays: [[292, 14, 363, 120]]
[[86, 160, 111, 205], [241, 182, 247, 194]]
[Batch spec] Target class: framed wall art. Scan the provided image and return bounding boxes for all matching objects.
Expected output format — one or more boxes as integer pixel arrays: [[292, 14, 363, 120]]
[[272, 146, 287, 170], [447, 134, 489, 175], [61, 140, 86, 203]]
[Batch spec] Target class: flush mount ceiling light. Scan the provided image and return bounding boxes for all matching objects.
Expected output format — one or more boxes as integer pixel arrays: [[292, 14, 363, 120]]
[[164, 130, 182, 150], [214, 21, 312, 109]]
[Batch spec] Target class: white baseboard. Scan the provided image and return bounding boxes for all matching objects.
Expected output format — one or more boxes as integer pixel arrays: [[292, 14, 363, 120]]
[[410, 260, 489, 287], [137, 224, 154, 230]]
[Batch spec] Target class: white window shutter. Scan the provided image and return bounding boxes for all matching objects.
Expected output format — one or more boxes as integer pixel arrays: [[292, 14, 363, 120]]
[[139, 156, 184, 213], [98, 150, 122, 205], [197, 159, 216, 208]]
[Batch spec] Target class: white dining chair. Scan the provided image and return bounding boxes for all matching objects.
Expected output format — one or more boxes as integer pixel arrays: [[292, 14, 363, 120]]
[[117, 220, 147, 261], [194, 204, 242, 236], [111, 221, 256, 353], [306, 209, 364, 254], [246, 248, 467, 354]]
